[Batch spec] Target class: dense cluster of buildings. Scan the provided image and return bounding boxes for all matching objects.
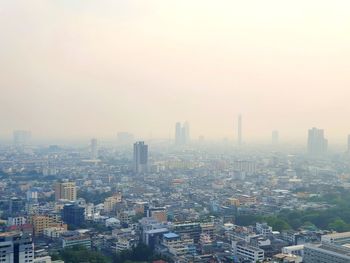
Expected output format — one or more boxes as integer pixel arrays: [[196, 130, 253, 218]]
[[1, 127, 350, 262]]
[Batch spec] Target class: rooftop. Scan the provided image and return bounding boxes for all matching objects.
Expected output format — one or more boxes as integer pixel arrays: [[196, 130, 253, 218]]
[[163, 232, 180, 239]]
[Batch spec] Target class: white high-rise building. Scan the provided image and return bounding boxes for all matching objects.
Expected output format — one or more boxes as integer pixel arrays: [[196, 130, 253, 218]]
[[90, 138, 98, 160], [272, 130, 279, 145], [13, 130, 31, 146], [307, 127, 328, 156], [26, 189, 38, 203], [175, 122, 190, 145]]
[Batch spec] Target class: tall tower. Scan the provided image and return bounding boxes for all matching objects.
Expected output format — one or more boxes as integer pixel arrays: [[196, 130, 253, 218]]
[[175, 122, 182, 145], [13, 130, 31, 146], [90, 138, 98, 159], [237, 114, 242, 146], [272, 130, 279, 145], [55, 182, 77, 201], [307, 127, 328, 156], [133, 141, 148, 174], [175, 122, 190, 145], [183, 121, 190, 144]]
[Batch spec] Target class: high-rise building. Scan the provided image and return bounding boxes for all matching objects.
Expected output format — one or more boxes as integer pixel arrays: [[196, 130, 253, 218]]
[[172, 222, 201, 243], [175, 122, 190, 145], [54, 182, 76, 201], [0, 231, 34, 263], [183, 121, 190, 143], [347, 134, 350, 152], [13, 130, 31, 146], [90, 138, 98, 159], [146, 207, 167, 222], [237, 114, 242, 146], [133, 141, 148, 174], [304, 242, 350, 263], [175, 122, 182, 145], [62, 204, 85, 227], [272, 130, 279, 145], [26, 189, 38, 203], [9, 197, 24, 216], [307, 127, 328, 156]]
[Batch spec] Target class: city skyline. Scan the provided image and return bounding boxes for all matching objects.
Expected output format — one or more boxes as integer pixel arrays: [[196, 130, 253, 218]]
[[1, 1, 350, 142], [3, 2, 350, 263]]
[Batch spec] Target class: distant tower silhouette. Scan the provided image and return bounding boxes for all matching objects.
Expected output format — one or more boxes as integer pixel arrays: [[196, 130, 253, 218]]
[[272, 130, 279, 145], [307, 127, 327, 156], [90, 138, 98, 159], [175, 122, 182, 145], [175, 121, 190, 145], [237, 114, 242, 146], [133, 141, 148, 174]]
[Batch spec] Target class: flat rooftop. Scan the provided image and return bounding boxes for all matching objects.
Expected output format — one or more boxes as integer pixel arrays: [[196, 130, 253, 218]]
[[163, 232, 179, 239]]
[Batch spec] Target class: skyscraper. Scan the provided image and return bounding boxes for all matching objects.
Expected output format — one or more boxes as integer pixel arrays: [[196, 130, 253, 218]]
[[133, 141, 148, 174], [237, 114, 242, 146], [175, 122, 182, 145], [13, 130, 31, 146], [272, 130, 279, 145], [62, 204, 85, 227], [9, 197, 24, 216], [183, 121, 190, 143], [90, 138, 98, 159], [347, 134, 350, 152], [175, 122, 190, 145], [307, 127, 328, 156], [55, 182, 77, 201]]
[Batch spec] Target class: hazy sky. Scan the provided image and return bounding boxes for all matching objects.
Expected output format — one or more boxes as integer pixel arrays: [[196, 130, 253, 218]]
[[1, 0, 350, 143]]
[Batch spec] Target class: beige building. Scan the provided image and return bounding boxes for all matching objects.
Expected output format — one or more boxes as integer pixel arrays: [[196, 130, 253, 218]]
[[224, 197, 240, 207], [55, 182, 76, 201], [103, 192, 122, 214], [29, 215, 67, 236]]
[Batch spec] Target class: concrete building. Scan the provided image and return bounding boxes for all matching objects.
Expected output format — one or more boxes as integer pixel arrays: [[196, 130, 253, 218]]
[[0, 231, 34, 263], [232, 240, 265, 262], [133, 141, 148, 174], [147, 207, 167, 223], [175, 122, 190, 145], [307, 127, 328, 156], [13, 130, 31, 146], [33, 256, 52, 263], [61, 233, 91, 249], [7, 217, 26, 226], [304, 243, 350, 263], [172, 222, 201, 243], [62, 204, 85, 227], [256, 222, 273, 237], [321, 231, 350, 245], [272, 130, 279, 145], [54, 182, 76, 201], [103, 193, 122, 214], [29, 215, 66, 236], [43, 227, 67, 239], [90, 138, 98, 160], [233, 160, 256, 175]]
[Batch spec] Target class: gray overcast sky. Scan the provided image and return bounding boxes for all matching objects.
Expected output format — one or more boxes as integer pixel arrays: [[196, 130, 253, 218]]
[[1, 0, 350, 143]]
